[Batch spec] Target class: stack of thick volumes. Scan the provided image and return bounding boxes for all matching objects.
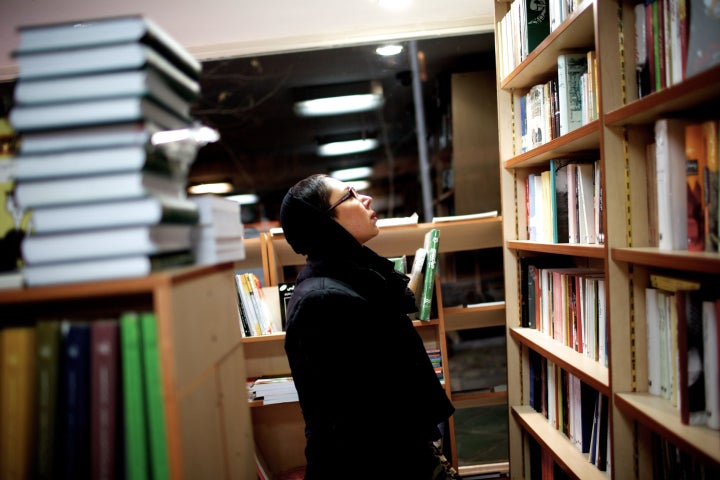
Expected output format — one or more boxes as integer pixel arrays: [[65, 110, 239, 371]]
[[8, 15, 205, 286], [189, 194, 245, 264], [249, 375, 298, 405]]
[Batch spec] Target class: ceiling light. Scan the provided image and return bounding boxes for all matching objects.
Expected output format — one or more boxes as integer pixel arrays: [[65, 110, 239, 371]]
[[151, 124, 220, 146], [293, 81, 384, 117], [376, 44, 403, 56], [318, 138, 379, 157], [347, 180, 370, 191], [330, 166, 373, 180], [226, 193, 260, 205], [377, 0, 412, 10], [188, 182, 233, 194]]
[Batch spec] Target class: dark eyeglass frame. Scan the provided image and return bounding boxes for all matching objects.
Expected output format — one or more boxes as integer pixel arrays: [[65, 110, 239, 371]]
[[326, 186, 358, 212]]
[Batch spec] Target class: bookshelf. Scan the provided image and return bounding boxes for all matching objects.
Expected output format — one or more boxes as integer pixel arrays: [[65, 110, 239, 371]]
[[495, 0, 720, 478], [0, 262, 255, 479], [244, 216, 506, 476]]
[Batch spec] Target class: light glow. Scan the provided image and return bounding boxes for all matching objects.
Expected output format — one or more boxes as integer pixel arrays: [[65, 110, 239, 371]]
[[188, 182, 233, 194], [318, 138, 379, 157], [294, 93, 384, 117], [330, 166, 373, 180], [375, 44, 403, 56]]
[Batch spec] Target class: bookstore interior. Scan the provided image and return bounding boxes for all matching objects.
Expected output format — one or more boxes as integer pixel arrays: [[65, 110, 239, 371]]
[[1, 1, 720, 479]]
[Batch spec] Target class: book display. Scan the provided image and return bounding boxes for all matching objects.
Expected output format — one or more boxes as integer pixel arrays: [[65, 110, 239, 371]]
[[7, 15, 208, 287], [189, 194, 245, 265], [494, 0, 720, 478], [246, 217, 504, 476]]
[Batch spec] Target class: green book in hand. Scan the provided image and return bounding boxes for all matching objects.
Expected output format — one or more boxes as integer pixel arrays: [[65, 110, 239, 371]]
[[418, 228, 440, 321], [139, 312, 170, 480]]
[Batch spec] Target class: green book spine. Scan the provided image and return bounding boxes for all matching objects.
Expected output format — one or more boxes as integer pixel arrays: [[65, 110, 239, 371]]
[[418, 228, 440, 321], [139, 312, 170, 480], [120, 312, 149, 480], [35, 320, 61, 480]]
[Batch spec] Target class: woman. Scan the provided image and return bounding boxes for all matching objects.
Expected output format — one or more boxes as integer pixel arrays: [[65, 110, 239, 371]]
[[279, 174, 455, 479]]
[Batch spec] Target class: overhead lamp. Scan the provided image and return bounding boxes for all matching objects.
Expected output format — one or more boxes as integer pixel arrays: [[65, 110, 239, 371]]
[[346, 180, 370, 191], [318, 138, 379, 157], [330, 166, 373, 181], [375, 44, 403, 57], [226, 193, 260, 205], [294, 81, 384, 117], [188, 182, 233, 194]]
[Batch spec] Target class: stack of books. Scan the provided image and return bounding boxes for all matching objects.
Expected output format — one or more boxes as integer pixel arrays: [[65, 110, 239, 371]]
[[7, 15, 207, 286], [189, 194, 245, 265], [249, 375, 298, 405]]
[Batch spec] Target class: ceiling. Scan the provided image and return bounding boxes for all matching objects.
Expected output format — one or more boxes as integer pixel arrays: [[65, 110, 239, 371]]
[[188, 31, 496, 223]]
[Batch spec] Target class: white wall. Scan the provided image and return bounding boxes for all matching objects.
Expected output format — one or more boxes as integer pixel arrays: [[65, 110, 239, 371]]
[[0, 0, 494, 80]]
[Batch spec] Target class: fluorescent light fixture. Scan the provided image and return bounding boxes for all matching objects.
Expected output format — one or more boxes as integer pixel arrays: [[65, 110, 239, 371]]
[[294, 81, 384, 117], [330, 166, 373, 181], [188, 182, 233, 194], [226, 193, 260, 205], [347, 180, 370, 191], [152, 124, 220, 146], [376, 44, 403, 56], [318, 138, 379, 157]]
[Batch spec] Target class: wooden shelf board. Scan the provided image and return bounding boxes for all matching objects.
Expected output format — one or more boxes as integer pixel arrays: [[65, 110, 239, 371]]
[[452, 390, 508, 408], [614, 392, 720, 466], [510, 327, 609, 395], [611, 247, 720, 274], [444, 302, 506, 331], [241, 332, 286, 344], [511, 405, 608, 480], [503, 121, 600, 169], [507, 240, 606, 258], [458, 461, 509, 477]]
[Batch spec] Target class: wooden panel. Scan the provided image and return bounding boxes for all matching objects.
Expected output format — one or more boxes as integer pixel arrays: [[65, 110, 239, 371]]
[[252, 403, 307, 474]]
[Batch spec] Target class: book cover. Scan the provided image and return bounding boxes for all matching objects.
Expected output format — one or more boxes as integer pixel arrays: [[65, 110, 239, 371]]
[[9, 95, 190, 133], [60, 321, 92, 480], [550, 159, 570, 244], [15, 170, 186, 210], [702, 300, 719, 429], [30, 195, 200, 234], [139, 312, 170, 480], [21, 223, 193, 264], [407, 246, 427, 295], [702, 119, 719, 252], [418, 228, 440, 321], [0, 326, 36, 480], [35, 320, 62, 480], [278, 282, 295, 331], [527, 84, 547, 149], [119, 312, 150, 480], [15, 15, 201, 79], [14, 64, 198, 119], [676, 289, 707, 425], [23, 250, 194, 287], [13, 143, 179, 181], [655, 118, 689, 250], [685, 122, 706, 251], [576, 162, 597, 244], [90, 320, 120, 480], [685, 0, 720, 78], [646, 288, 662, 396], [557, 52, 589, 136], [525, 0, 550, 55]]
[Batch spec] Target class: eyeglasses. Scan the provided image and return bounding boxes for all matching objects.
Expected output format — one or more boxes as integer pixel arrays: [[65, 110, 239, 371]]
[[326, 186, 359, 212]]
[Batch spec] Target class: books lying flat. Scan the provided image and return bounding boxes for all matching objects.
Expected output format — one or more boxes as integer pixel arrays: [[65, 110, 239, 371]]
[[13, 144, 175, 180], [15, 171, 185, 209], [23, 251, 194, 286], [15, 15, 201, 79], [22, 224, 193, 264], [14, 66, 198, 119], [18, 121, 162, 155], [9, 96, 190, 132], [30, 196, 200, 234]]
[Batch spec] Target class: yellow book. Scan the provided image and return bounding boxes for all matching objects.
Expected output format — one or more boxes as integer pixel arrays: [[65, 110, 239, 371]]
[[649, 274, 701, 292]]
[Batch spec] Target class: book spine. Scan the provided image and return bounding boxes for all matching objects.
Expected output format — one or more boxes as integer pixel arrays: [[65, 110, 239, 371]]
[[418, 229, 440, 321], [35, 320, 61, 480]]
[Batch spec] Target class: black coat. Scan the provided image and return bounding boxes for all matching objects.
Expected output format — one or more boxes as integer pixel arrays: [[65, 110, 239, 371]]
[[281, 192, 455, 479]]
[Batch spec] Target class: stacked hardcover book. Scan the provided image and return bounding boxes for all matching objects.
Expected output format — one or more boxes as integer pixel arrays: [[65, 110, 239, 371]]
[[8, 16, 206, 286], [190, 194, 245, 265]]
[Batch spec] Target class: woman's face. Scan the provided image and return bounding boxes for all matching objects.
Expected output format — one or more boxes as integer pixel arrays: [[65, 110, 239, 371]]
[[324, 177, 379, 245]]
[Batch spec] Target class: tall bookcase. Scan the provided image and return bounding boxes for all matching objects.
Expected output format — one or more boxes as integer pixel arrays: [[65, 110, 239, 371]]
[[495, 0, 720, 479], [244, 217, 505, 476], [0, 263, 256, 479]]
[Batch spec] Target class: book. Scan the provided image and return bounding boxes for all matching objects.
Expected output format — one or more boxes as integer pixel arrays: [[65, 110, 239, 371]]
[[646, 288, 662, 396], [702, 119, 719, 252], [9, 95, 190, 133], [550, 159, 570, 244], [576, 162, 597, 244], [0, 326, 36, 480], [676, 289, 707, 425], [13, 64, 199, 119], [22, 224, 193, 264], [407, 246, 427, 296], [15, 15, 201, 79], [557, 52, 589, 136], [90, 320, 120, 480], [29, 195, 200, 234], [15, 170, 186, 210], [139, 312, 170, 480], [418, 228, 440, 321], [278, 282, 295, 331], [13, 143, 180, 181], [702, 300, 719, 429], [685, 122, 706, 251], [654, 118, 688, 250], [17, 121, 163, 155], [59, 321, 92, 480], [119, 312, 149, 480], [685, 0, 720, 78], [22, 250, 194, 287], [35, 320, 62, 480], [525, 0, 550, 55], [527, 84, 547, 149]]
